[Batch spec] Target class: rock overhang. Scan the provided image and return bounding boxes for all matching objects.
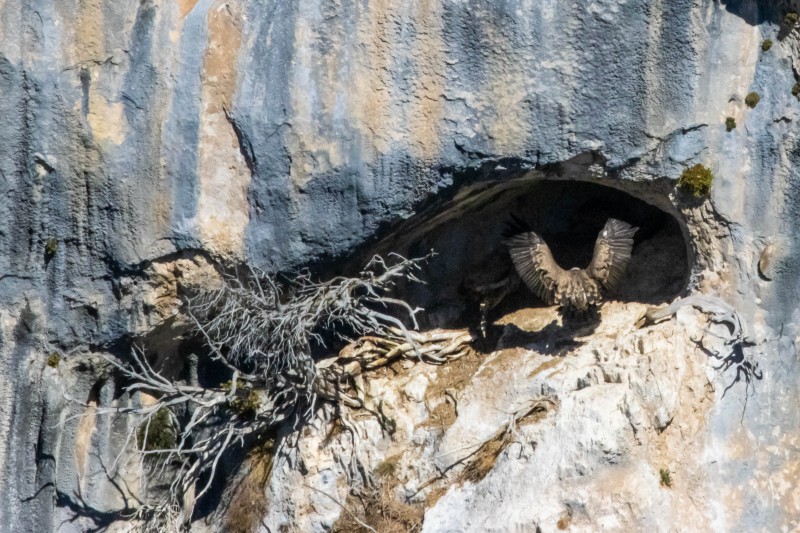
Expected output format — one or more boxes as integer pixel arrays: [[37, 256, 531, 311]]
[[326, 154, 694, 332]]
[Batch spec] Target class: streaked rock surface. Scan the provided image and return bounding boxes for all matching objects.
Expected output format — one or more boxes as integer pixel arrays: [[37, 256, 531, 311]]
[[0, 0, 798, 531]]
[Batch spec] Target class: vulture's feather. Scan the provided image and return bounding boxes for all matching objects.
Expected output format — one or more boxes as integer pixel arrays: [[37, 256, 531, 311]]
[[504, 218, 638, 311]]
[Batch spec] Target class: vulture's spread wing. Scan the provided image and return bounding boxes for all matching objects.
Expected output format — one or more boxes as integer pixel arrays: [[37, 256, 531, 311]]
[[588, 218, 638, 290], [504, 231, 563, 305]]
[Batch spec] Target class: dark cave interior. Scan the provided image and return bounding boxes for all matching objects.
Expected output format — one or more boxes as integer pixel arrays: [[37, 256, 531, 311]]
[[355, 176, 691, 331]]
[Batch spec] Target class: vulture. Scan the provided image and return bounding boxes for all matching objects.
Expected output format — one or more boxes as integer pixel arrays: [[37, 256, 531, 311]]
[[504, 218, 638, 312]]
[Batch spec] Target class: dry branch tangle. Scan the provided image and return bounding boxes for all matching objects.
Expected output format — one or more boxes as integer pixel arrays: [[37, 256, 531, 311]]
[[88, 254, 450, 530]]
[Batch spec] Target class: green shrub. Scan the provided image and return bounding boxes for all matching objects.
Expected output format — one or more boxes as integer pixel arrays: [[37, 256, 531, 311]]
[[46, 353, 61, 368], [786, 12, 799, 27], [660, 468, 672, 488], [231, 390, 260, 418], [137, 408, 177, 451], [725, 117, 736, 132], [761, 39, 772, 52], [792, 83, 800, 99], [222, 381, 261, 419], [745, 92, 761, 108], [678, 164, 714, 197]]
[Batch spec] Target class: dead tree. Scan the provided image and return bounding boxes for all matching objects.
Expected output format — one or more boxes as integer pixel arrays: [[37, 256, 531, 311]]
[[90, 253, 469, 530]]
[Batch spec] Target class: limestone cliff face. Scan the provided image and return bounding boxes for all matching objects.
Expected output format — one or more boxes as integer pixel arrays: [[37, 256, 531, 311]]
[[0, 1, 798, 531]]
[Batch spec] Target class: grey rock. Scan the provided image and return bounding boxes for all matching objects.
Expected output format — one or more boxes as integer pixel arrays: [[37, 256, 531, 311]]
[[0, 0, 798, 531]]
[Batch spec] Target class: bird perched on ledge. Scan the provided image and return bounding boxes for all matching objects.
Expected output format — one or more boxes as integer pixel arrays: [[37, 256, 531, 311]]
[[503, 217, 638, 313]]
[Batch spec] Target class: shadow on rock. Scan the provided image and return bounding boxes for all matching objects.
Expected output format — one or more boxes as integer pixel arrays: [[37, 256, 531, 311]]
[[719, 1, 784, 27], [496, 309, 601, 356], [54, 489, 129, 533], [696, 336, 764, 421]]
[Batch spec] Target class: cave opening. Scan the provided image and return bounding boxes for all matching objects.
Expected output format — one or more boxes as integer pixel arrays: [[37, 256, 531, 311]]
[[350, 175, 691, 332]]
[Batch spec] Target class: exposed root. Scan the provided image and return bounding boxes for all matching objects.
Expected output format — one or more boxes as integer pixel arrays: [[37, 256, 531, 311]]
[[69, 254, 440, 531], [637, 295, 746, 338], [315, 328, 474, 408]]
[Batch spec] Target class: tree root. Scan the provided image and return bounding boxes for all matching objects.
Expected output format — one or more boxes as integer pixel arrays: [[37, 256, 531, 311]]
[[314, 328, 475, 408]]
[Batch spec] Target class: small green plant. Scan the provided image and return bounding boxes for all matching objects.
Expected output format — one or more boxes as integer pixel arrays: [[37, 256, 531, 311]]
[[745, 92, 761, 108], [46, 353, 61, 368], [678, 164, 714, 197], [725, 117, 736, 132], [761, 39, 772, 52], [221, 380, 261, 418], [786, 12, 799, 28], [45, 238, 58, 256], [137, 408, 177, 451], [792, 83, 800, 99], [659, 468, 673, 488], [232, 390, 260, 418]]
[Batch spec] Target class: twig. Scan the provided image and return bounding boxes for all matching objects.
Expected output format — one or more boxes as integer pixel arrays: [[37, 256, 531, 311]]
[[302, 484, 378, 533]]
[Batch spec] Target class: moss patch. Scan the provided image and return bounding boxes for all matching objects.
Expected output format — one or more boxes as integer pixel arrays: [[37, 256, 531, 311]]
[[45, 238, 58, 257], [231, 389, 260, 419], [785, 12, 798, 28], [792, 83, 799, 99], [46, 352, 61, 368], [745, 91, 761, 108], [725, 117, 736, 132], [761, 39, 772, 52], [678, 164, 714, 197]]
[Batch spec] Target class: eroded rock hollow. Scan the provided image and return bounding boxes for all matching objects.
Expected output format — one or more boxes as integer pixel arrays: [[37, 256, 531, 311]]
[[355, 160, 692, 332]]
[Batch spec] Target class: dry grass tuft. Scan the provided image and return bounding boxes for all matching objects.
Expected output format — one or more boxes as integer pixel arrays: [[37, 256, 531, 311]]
[[375, 455, 400, 479], [421, 347, 483, 431], [460, 399, 555, 485], [556, 510, 572, 530], [225, 438, 275, 533], [406, 399, 555, 507], [331, 450, 422, 533], [332, 486, 423, 533], [462, 437, 506, 484]]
